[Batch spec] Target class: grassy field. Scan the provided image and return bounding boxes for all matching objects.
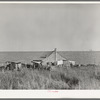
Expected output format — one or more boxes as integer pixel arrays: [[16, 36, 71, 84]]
[[0, 65, 100, 89], [0, 51, 99, 89]]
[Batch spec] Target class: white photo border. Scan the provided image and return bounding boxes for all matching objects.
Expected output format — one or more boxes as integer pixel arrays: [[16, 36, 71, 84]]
[[0, 1, 99, 98]]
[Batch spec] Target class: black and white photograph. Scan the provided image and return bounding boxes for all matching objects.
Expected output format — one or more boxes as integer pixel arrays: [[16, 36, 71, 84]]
[[0, 2, 100, 90]]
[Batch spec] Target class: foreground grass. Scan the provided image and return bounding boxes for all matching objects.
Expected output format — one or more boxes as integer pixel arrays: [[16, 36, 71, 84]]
[[0, 65, 100, 89], [0, 67, 79, 89]]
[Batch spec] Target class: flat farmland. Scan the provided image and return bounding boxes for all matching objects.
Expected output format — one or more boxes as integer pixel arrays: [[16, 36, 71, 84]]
[[0, 51, 99, 65], [0, 51, 99, 89]]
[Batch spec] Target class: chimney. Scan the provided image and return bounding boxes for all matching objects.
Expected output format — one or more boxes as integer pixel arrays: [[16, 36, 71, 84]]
[[54, 48, 57, 62]]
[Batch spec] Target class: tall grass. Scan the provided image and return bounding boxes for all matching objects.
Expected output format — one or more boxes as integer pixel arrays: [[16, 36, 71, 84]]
[[0, 65, 100, 89], [0, 67, 80, 89]]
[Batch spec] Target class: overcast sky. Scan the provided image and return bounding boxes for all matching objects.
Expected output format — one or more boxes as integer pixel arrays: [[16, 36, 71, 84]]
[[0, 4, 100, 51]]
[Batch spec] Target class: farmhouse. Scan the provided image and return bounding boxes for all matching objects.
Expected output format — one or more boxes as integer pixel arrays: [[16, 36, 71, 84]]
[[31, 48, 76, 67], [42, 48, 67, 66]]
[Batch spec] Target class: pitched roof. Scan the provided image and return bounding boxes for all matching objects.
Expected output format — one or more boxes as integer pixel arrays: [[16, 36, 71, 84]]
[[42, 49, 66, 62]]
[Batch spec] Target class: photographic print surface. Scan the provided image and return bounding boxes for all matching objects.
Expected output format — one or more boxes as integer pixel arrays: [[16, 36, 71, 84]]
[[0, 3, 100, 90]]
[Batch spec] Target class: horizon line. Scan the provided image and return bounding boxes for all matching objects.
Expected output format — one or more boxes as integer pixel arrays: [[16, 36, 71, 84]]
[[0, 50, 99, 52]]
